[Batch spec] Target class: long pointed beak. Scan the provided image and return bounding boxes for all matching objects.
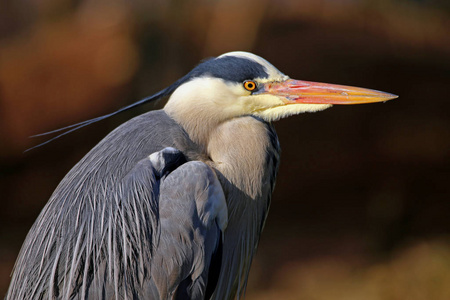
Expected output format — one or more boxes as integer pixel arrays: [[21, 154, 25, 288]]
[[264, 79, 398, 104]]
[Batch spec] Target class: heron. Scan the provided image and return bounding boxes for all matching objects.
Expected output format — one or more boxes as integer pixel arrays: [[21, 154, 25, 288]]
[[6, 51, 397, 299]]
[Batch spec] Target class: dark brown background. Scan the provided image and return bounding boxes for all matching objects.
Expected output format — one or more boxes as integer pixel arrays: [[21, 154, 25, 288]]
[[1, 0, 449, 298]]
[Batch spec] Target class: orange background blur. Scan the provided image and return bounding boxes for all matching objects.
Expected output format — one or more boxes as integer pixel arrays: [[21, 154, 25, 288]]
[[1, 0, 449, 299]]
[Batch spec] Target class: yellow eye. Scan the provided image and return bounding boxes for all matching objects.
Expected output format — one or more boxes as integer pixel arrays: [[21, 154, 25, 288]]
[[243, 80, 257, 91]]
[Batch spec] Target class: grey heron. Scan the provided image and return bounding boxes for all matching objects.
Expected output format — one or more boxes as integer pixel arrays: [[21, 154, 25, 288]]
[[6, 51, 397, 299]]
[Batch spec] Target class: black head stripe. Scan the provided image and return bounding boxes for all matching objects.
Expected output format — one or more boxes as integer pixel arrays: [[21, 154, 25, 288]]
[[187, 56, 269, 83]]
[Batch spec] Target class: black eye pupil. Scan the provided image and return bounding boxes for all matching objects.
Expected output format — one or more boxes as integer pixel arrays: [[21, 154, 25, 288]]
[[245, 81, 256, 91]]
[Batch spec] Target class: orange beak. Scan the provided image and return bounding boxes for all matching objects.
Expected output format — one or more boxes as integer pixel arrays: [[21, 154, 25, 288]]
[[263, 79, 398, 104]]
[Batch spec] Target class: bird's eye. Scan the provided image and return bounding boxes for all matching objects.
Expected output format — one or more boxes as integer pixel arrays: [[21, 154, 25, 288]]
[[243, 80, 257, 92]]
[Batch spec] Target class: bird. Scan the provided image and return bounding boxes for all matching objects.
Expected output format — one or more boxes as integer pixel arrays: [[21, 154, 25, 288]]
[[6, 51, 397, 299]]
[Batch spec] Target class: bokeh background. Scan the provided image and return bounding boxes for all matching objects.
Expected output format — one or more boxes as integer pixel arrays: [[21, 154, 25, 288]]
[[1, 0, 449, 299]]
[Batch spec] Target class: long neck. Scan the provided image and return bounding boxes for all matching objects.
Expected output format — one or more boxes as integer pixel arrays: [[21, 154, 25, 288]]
[[205, 117, 280, 299], [165, 98, 280, 298]]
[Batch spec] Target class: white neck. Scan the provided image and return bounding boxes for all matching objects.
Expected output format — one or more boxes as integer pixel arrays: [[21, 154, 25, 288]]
[[164, 77, 247, 148]]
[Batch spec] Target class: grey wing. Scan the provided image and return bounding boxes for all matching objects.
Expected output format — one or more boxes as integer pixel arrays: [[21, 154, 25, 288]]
[[6, 147, 227, 300], [148, 148, 228, 299], [86, 147, 228, 299]]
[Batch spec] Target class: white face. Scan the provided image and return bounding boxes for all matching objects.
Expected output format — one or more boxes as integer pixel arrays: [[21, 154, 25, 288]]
[[165, 52, 331, 124], [220, 52, 332, 120]]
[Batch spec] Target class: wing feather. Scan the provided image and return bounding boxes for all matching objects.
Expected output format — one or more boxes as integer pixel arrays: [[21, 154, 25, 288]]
[[7, 146, 226, 300]]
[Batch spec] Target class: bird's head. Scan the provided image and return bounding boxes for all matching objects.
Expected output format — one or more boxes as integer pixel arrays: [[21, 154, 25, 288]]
[[164, 51, 397, 143]]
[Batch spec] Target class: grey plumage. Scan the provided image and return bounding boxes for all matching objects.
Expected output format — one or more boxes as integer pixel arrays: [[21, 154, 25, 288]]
[[8, 108, 277, 299], [8, 111, 228, 299], [152, 157, 226, 299]]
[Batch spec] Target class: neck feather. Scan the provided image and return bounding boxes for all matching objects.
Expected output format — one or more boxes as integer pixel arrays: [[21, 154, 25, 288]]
[[165, 90, 281, 299], [206, 117, 280, 299]]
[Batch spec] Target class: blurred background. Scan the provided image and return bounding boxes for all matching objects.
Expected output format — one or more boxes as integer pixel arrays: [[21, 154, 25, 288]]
[[1, 0, 449, 298]]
